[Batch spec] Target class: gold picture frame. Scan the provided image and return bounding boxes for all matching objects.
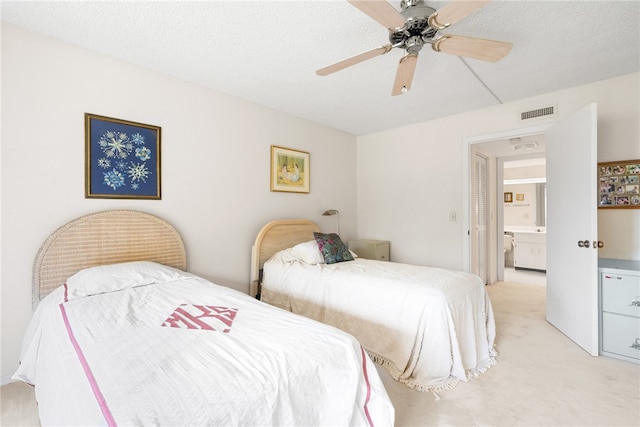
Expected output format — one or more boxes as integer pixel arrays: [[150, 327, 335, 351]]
[[504, 192, 513, 203], [270, 145, 310, 193], [598, 159, 640, 209], [85, 113, 161, 199]]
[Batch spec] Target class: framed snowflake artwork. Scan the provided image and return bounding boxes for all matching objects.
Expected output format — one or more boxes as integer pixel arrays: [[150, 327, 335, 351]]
[[85, 113, 161, 199]]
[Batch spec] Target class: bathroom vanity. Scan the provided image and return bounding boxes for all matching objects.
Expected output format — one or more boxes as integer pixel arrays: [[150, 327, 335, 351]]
[[512, 231, 547, 272]]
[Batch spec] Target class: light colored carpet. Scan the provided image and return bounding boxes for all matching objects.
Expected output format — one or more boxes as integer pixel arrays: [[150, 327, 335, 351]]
[[2, 280, 639, 426], [0, 381, 39, 427]]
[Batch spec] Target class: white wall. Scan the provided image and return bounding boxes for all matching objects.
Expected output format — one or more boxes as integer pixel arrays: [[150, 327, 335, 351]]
[[356, 72, 640, 268], [505, 164, 546, 180], [0, 24, 357, 383]]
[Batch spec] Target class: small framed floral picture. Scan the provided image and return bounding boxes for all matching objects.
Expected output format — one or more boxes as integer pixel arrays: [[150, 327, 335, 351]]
[[270, 145, 310, 193], [85, 113, 161, 199]]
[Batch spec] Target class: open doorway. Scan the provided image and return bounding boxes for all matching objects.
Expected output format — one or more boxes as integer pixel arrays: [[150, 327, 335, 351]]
[[463, 104, 600, 355], [465, 130, 548, 286], [502, 157, 547, 286]]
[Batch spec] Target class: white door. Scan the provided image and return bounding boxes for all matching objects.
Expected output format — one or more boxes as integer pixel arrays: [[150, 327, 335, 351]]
[[472, 152, 488, 283], [546, 103, 599, 355]]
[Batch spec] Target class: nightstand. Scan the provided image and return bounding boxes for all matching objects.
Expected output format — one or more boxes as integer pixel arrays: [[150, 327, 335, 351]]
[[348, 239, 390, 262]]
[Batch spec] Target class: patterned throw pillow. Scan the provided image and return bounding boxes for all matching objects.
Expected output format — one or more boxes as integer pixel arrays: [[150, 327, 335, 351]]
[[313, 232, 354, 264]]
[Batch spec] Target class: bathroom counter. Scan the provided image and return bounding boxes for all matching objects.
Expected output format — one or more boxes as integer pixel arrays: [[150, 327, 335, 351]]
[[505, 227, 546, 234]]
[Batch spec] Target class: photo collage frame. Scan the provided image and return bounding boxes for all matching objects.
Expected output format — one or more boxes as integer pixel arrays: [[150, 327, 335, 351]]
[[598, 159, 640, 208]]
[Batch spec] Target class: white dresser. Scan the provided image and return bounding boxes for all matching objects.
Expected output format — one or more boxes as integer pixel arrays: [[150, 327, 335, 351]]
[[348, 240, 390, 262], [599, 259, 640, 363]]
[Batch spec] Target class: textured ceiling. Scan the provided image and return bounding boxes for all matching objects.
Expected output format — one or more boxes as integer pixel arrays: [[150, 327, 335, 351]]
[[2, 0, 639, 136]]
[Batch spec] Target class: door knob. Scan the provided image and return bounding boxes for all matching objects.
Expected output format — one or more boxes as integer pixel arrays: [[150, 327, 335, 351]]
[[578, 240, 590, 248]]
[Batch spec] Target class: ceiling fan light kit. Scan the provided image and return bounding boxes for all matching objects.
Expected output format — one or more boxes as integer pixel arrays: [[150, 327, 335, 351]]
[[318, 0, 512, 96]]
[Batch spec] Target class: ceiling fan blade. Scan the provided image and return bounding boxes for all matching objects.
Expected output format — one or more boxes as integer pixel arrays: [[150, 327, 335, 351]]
[[391, 54, 418, 96], [429, 0, 492, 29], [316, 45, 392, 76], [432, 34, 512, 62], [348, 0, 406, 29]]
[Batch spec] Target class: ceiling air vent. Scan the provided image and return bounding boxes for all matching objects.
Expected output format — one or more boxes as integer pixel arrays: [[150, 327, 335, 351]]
[[520, 104, 557, 121]]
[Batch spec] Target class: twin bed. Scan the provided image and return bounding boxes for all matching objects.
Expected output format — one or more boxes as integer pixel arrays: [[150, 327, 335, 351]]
[[251, 219, 497, 394], [14, 211, 394, 426]]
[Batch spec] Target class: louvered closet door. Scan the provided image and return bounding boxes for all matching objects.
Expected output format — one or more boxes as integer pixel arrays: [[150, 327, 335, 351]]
[[472, 153, 488, 284]]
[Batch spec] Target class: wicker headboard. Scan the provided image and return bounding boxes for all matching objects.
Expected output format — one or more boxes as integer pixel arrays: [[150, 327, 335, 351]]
[[249, 219, 320, 298], [33, 210, 186, 305]]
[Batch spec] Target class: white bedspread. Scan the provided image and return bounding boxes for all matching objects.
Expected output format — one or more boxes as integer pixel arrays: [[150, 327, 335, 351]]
[[262, 251, 497, 393], [14, 267, 394, 426]]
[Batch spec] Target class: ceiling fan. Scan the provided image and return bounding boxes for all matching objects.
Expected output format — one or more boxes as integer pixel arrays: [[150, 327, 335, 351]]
[[317, 0, 513, 96]]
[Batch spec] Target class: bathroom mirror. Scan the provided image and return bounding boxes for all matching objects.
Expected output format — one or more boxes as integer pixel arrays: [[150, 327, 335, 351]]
[[504, 179, 546, 227]]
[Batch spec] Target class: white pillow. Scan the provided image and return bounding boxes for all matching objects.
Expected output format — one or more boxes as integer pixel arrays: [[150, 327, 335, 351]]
[[65, 261, 190, 300], [291, 240, 325, 265]]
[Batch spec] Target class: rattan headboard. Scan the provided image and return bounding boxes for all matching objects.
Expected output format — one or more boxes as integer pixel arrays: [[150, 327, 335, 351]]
[[33, 210, 186, 305], [249, 219, 320, 298]]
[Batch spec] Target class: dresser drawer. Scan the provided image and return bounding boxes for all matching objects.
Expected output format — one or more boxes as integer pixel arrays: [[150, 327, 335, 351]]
[[601, 312, 640, 360], [601, 272, 640, 316]]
